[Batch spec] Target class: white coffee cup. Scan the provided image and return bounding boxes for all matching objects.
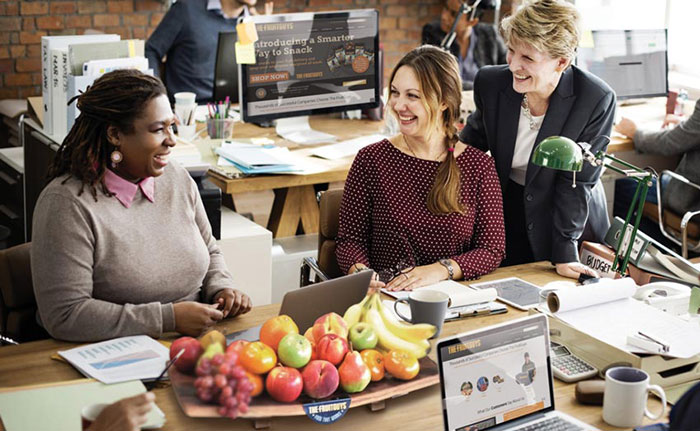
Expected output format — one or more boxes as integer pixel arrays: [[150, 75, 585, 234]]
[[174, 91, 196, 106], [603, 366, 666, 428]]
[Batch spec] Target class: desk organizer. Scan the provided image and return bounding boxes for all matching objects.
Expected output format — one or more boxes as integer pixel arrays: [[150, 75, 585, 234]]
[[545, 311, 700, 403], [170, 357, 439, 428]]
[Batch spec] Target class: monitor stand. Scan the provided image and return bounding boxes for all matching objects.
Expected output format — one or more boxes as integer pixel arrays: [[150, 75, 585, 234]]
[[275, 116, 337, 145]]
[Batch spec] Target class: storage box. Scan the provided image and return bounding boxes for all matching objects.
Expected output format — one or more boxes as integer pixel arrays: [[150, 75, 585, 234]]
[[544, 310, 700, 403]]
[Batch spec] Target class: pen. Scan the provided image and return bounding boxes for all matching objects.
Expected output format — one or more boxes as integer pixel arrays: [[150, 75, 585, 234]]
[[145, 348, 184, 390]]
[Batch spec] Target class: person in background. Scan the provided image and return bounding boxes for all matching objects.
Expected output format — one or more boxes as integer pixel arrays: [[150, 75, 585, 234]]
[[614, 101, 700, 249], [88, 393, 155, 431], [460, 0, 615, 279], [422, 0, 507, 89], [145, 0, 273, 103], [336, 45, 505, 292], [32, 70, 251, 342]]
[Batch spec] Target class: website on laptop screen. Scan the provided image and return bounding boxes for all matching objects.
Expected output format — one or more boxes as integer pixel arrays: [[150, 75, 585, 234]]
[[439, 317, 552, 431]]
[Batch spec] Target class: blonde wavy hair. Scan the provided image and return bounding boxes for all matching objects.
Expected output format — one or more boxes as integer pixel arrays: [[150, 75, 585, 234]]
[[501, 0, 580, 62]]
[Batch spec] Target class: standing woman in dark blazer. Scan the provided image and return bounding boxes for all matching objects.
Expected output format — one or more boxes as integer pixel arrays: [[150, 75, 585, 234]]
[[460, 0, 616, 279]]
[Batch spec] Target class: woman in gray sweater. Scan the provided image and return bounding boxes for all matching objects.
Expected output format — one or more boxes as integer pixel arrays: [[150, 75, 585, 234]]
[[31, 70, 251, 342]]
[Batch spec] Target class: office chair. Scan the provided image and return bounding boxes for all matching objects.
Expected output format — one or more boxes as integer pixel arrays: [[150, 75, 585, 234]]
[[300, 189, 344, 287], [0, 242, 48, 343], [643, 170, 700, 258]]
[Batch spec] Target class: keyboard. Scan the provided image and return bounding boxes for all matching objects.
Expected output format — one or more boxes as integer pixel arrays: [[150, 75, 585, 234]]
[[516, 416, 584, 431]]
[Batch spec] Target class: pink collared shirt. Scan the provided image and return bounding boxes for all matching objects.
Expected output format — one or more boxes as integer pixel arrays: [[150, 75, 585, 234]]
[[104, 169, 155, 208]]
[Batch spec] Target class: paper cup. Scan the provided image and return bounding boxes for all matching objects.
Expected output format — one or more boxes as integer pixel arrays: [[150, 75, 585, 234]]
[[178, 124, 197, 141], [174, 91, 196, 106]]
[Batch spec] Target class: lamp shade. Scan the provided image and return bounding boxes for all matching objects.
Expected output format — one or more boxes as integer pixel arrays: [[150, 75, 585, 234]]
[[531, 136, 583, 172]]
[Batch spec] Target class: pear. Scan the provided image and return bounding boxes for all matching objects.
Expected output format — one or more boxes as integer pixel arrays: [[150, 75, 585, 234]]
[[338, 351, 371, 393]]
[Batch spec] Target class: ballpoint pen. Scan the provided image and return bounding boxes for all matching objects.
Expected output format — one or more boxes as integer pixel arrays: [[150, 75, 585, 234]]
[[145, 348, 185, 390]]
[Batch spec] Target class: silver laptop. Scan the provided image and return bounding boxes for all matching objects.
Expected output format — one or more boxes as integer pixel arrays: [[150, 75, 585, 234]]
[[436, 314, 599, 431], [226, 271, 373, 342]]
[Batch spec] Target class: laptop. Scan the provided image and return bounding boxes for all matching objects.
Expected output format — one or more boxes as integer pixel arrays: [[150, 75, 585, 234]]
[[226, 270, 373, 342], [436, 314, 599, 431]]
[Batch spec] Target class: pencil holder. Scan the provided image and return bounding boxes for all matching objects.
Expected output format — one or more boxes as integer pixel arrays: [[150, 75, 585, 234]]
[[206, 118, 234, 139]]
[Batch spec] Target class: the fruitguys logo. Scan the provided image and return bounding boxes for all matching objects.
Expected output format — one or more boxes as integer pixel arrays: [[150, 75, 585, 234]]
[[303, 398, 351, 424], [448, 339, 481, 355]]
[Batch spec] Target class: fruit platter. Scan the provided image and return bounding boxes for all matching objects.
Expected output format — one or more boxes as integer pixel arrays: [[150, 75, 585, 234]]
[[168, 293, 440, 421]]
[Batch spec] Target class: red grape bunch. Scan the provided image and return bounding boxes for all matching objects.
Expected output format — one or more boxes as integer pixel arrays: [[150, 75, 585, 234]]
[[193, 352, 255, 419]]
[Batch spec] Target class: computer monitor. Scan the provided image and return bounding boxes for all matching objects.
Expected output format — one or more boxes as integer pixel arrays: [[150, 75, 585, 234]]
[[576, 29, 668, 100], [213, 31, 238, 104], [238, 9, 380, 124]]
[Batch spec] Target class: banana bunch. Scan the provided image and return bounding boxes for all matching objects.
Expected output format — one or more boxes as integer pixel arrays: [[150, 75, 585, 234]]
[[343, 293, 436, 359]]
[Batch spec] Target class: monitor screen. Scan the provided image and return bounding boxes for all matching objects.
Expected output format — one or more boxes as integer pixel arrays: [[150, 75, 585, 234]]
[[437, 315, 554, 431], [576, 29, 668, 99], [213, 31, 239, 105], [239, 9, 380, 123]]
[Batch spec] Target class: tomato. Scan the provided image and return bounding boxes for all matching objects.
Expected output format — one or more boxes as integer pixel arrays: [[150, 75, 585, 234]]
[[245, 371, 264, 397], [240, 341, 277, 374], [260, 315, 299, 351], [360, 349, 385, 381], [384, 350, 420, 381]]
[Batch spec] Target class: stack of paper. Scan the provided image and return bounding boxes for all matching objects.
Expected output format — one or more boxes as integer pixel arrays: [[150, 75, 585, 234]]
[[57, 335, 170, 384], [215, 143, 301, 174], [311, 133, 387, 160]]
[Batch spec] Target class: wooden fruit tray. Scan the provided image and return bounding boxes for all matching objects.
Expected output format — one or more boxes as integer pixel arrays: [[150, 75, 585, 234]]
[[170, 356, 439, 421]]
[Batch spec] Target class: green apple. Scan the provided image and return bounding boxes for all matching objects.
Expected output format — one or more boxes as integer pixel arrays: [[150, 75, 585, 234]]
[[277, 333, 312, 368], [348, 322, 378, 350]]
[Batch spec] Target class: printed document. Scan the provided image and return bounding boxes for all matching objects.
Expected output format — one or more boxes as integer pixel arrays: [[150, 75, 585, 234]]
[[58, 335, 170, 384]]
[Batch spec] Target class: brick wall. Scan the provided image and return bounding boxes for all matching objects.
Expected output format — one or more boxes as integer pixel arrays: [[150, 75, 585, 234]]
[[1, 0, 515, 100], [0, 0, 168, 99]]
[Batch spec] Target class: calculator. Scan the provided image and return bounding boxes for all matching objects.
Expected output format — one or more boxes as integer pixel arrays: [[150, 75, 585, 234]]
[[550, 341, 598, 383]]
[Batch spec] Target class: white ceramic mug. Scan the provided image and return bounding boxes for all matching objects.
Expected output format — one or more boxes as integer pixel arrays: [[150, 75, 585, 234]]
[[603, 367, 666, 428]]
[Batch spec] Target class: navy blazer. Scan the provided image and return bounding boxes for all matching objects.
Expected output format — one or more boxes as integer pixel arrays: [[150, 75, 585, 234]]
[[460, 65, 616, 263]]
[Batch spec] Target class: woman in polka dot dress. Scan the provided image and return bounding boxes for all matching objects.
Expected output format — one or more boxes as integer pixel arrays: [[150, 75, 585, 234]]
[[336, 45, 506, 291]]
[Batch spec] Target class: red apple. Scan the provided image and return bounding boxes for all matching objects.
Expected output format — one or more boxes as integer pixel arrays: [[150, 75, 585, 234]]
[[265, 366, 303, 403], [338, 351, 371, 393], [302, 360, 340, 399], [311, 312, 348, 343], [316, 333, 349, 366], [170, 336, 203, 374], [225, 339, 249, 357]]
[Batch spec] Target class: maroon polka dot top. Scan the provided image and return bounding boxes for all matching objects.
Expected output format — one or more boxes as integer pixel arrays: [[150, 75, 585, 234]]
[[336, 139, 506, 280]]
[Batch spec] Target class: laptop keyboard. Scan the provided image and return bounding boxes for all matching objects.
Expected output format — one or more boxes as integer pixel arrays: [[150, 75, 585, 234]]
[[516, 416, 584, 431]]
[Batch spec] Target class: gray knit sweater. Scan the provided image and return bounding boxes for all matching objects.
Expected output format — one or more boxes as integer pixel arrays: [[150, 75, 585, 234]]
[[31, 162, 236, 342]]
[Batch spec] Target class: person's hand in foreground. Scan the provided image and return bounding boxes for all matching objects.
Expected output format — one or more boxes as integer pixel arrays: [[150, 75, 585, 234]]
[[214, 288, 252, 318], [555, 262, 599, 279], [89, 392, 155, 431], [173, 302, 223, 336]]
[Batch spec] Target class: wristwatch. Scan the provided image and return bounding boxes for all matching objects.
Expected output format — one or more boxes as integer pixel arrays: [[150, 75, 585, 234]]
[[438, 259, 454, 280]]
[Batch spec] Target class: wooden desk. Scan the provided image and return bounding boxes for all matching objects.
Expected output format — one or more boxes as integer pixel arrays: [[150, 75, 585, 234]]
[[0, 262, 664, 430], [608, 97, 669, 153], [201, 116, 384, 238]]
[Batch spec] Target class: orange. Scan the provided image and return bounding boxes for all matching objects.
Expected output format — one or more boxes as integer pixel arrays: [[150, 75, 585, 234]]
[[240, 341, 277, 375], [384, 350, 420, 381], [360, 349, 385, 381], [260, 315, 299, 351], [245, 371, 264, 397]]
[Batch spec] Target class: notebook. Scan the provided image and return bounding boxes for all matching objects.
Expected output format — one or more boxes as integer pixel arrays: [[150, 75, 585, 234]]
[[226, 270, 373, 342], [436, 314, 599, 431]]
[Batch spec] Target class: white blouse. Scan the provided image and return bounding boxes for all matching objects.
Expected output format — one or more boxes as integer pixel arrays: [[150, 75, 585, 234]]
[[510, 106, 545, 186]]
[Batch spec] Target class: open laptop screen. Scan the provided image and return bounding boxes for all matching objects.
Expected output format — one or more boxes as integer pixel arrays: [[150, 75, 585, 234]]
[[437, 315, 554, 431]]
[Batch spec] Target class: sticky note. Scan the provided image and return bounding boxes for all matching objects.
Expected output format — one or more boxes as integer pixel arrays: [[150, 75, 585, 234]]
[[235, 42, 256, 64], [236, 19, 259, 45]]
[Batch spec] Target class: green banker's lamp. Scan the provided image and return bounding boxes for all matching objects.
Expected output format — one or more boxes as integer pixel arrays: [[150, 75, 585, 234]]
[[532, 136, 655, 275]]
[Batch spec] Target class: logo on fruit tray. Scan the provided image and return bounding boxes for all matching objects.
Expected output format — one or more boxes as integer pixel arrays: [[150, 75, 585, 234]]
[[303, 398, 351, 424]]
